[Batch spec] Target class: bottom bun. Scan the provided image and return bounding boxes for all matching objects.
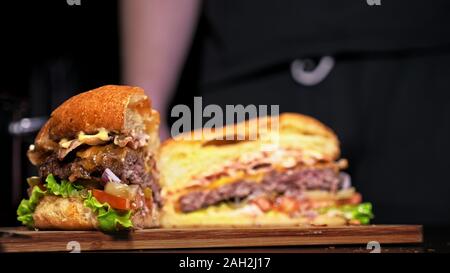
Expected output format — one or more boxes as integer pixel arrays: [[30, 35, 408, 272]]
[[34, 196, 98, 230], [161, 203, 348, 227], [33, 195, 159, 230]]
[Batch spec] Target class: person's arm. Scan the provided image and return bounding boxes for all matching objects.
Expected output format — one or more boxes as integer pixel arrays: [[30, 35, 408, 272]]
[[121, 0, 201, 139]]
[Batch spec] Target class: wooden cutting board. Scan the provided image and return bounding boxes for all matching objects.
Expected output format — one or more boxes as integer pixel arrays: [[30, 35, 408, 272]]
[[0, 225, 422, 252]]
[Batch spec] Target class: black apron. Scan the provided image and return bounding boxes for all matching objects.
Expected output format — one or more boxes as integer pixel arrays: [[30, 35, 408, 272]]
[[176, 0, 450, 224]]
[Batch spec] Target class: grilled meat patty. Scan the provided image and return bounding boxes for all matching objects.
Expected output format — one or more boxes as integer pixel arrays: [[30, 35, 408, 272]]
[[178, 168, 342, 212], [38, 144, 161, 206]]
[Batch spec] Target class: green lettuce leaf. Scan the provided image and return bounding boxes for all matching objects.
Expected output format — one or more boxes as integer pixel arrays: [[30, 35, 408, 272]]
[[17, 186, 45, 227], [84, 191, 133, 232], [342, 202, 374, 224], [45, 174, 83, 198], [319, 202, 374, 224]]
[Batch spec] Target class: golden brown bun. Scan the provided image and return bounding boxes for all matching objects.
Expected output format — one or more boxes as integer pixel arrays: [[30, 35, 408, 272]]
[[161, 202, 347, 227], [35, 85, 160, 144], [33, 196, 98, 230], [159, 113, 339, 193], [31, 85, 160, 165], [33, 195, 159, 230]]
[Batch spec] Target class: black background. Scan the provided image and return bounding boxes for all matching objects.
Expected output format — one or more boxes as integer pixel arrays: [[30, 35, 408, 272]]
[[0, 0, 120, 226], [0, 0, 449, 228]]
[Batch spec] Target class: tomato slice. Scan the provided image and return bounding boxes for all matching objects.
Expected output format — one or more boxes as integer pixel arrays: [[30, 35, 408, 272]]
[[274, 197, 300, 214], [251, 197, 272, 212], [92, 189, 130, 210]]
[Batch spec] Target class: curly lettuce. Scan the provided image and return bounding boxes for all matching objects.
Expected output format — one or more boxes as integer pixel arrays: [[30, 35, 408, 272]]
[[17, 174, 133, 232], [17, 186, 45, 227], [45, 174, 83, 198], [320, 202, 374, 224], [84, 191, 133, 232]]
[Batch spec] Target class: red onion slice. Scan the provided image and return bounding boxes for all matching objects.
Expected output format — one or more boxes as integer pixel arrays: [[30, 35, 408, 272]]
[[339, 172, 352, 190], [102, 168, 121, 183]]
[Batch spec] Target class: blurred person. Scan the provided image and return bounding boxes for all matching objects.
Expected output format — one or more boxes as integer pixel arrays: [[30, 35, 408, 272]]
[[121, 0, 450, 225]]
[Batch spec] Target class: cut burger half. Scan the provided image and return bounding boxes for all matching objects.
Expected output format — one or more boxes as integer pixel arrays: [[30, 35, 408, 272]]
[[159, 113, 373, 227]]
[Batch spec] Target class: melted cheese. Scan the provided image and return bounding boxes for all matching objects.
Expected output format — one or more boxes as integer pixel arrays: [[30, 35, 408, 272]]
[[59, 138, 72, 149], [59, 128, 110, 148], [78, 128, 110, 142]]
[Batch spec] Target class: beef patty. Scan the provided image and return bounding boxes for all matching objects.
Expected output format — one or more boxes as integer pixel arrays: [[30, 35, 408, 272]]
[[38, 144, 161, 205], [178, 168, 342, 212]]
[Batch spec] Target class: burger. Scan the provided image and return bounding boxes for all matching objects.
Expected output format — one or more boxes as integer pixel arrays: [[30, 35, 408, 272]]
[[160, 113, 373, 227], [17, 85, 161, 231]]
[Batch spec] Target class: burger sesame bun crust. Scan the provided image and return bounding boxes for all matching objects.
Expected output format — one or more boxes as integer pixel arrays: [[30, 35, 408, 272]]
[[36, 85, 159, 143]]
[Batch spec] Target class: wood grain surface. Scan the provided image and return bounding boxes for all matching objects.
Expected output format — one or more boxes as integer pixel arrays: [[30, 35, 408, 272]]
[[0, 225, 422, 252]]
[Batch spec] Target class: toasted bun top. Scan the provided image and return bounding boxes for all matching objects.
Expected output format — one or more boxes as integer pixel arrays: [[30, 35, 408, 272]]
[[35, 85, 159, 146], [159, 113, 340, 192]]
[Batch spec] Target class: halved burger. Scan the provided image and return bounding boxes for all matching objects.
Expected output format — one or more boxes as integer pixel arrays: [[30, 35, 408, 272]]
[[159, 113, 373, 227], [17, 85, 161, 231]]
